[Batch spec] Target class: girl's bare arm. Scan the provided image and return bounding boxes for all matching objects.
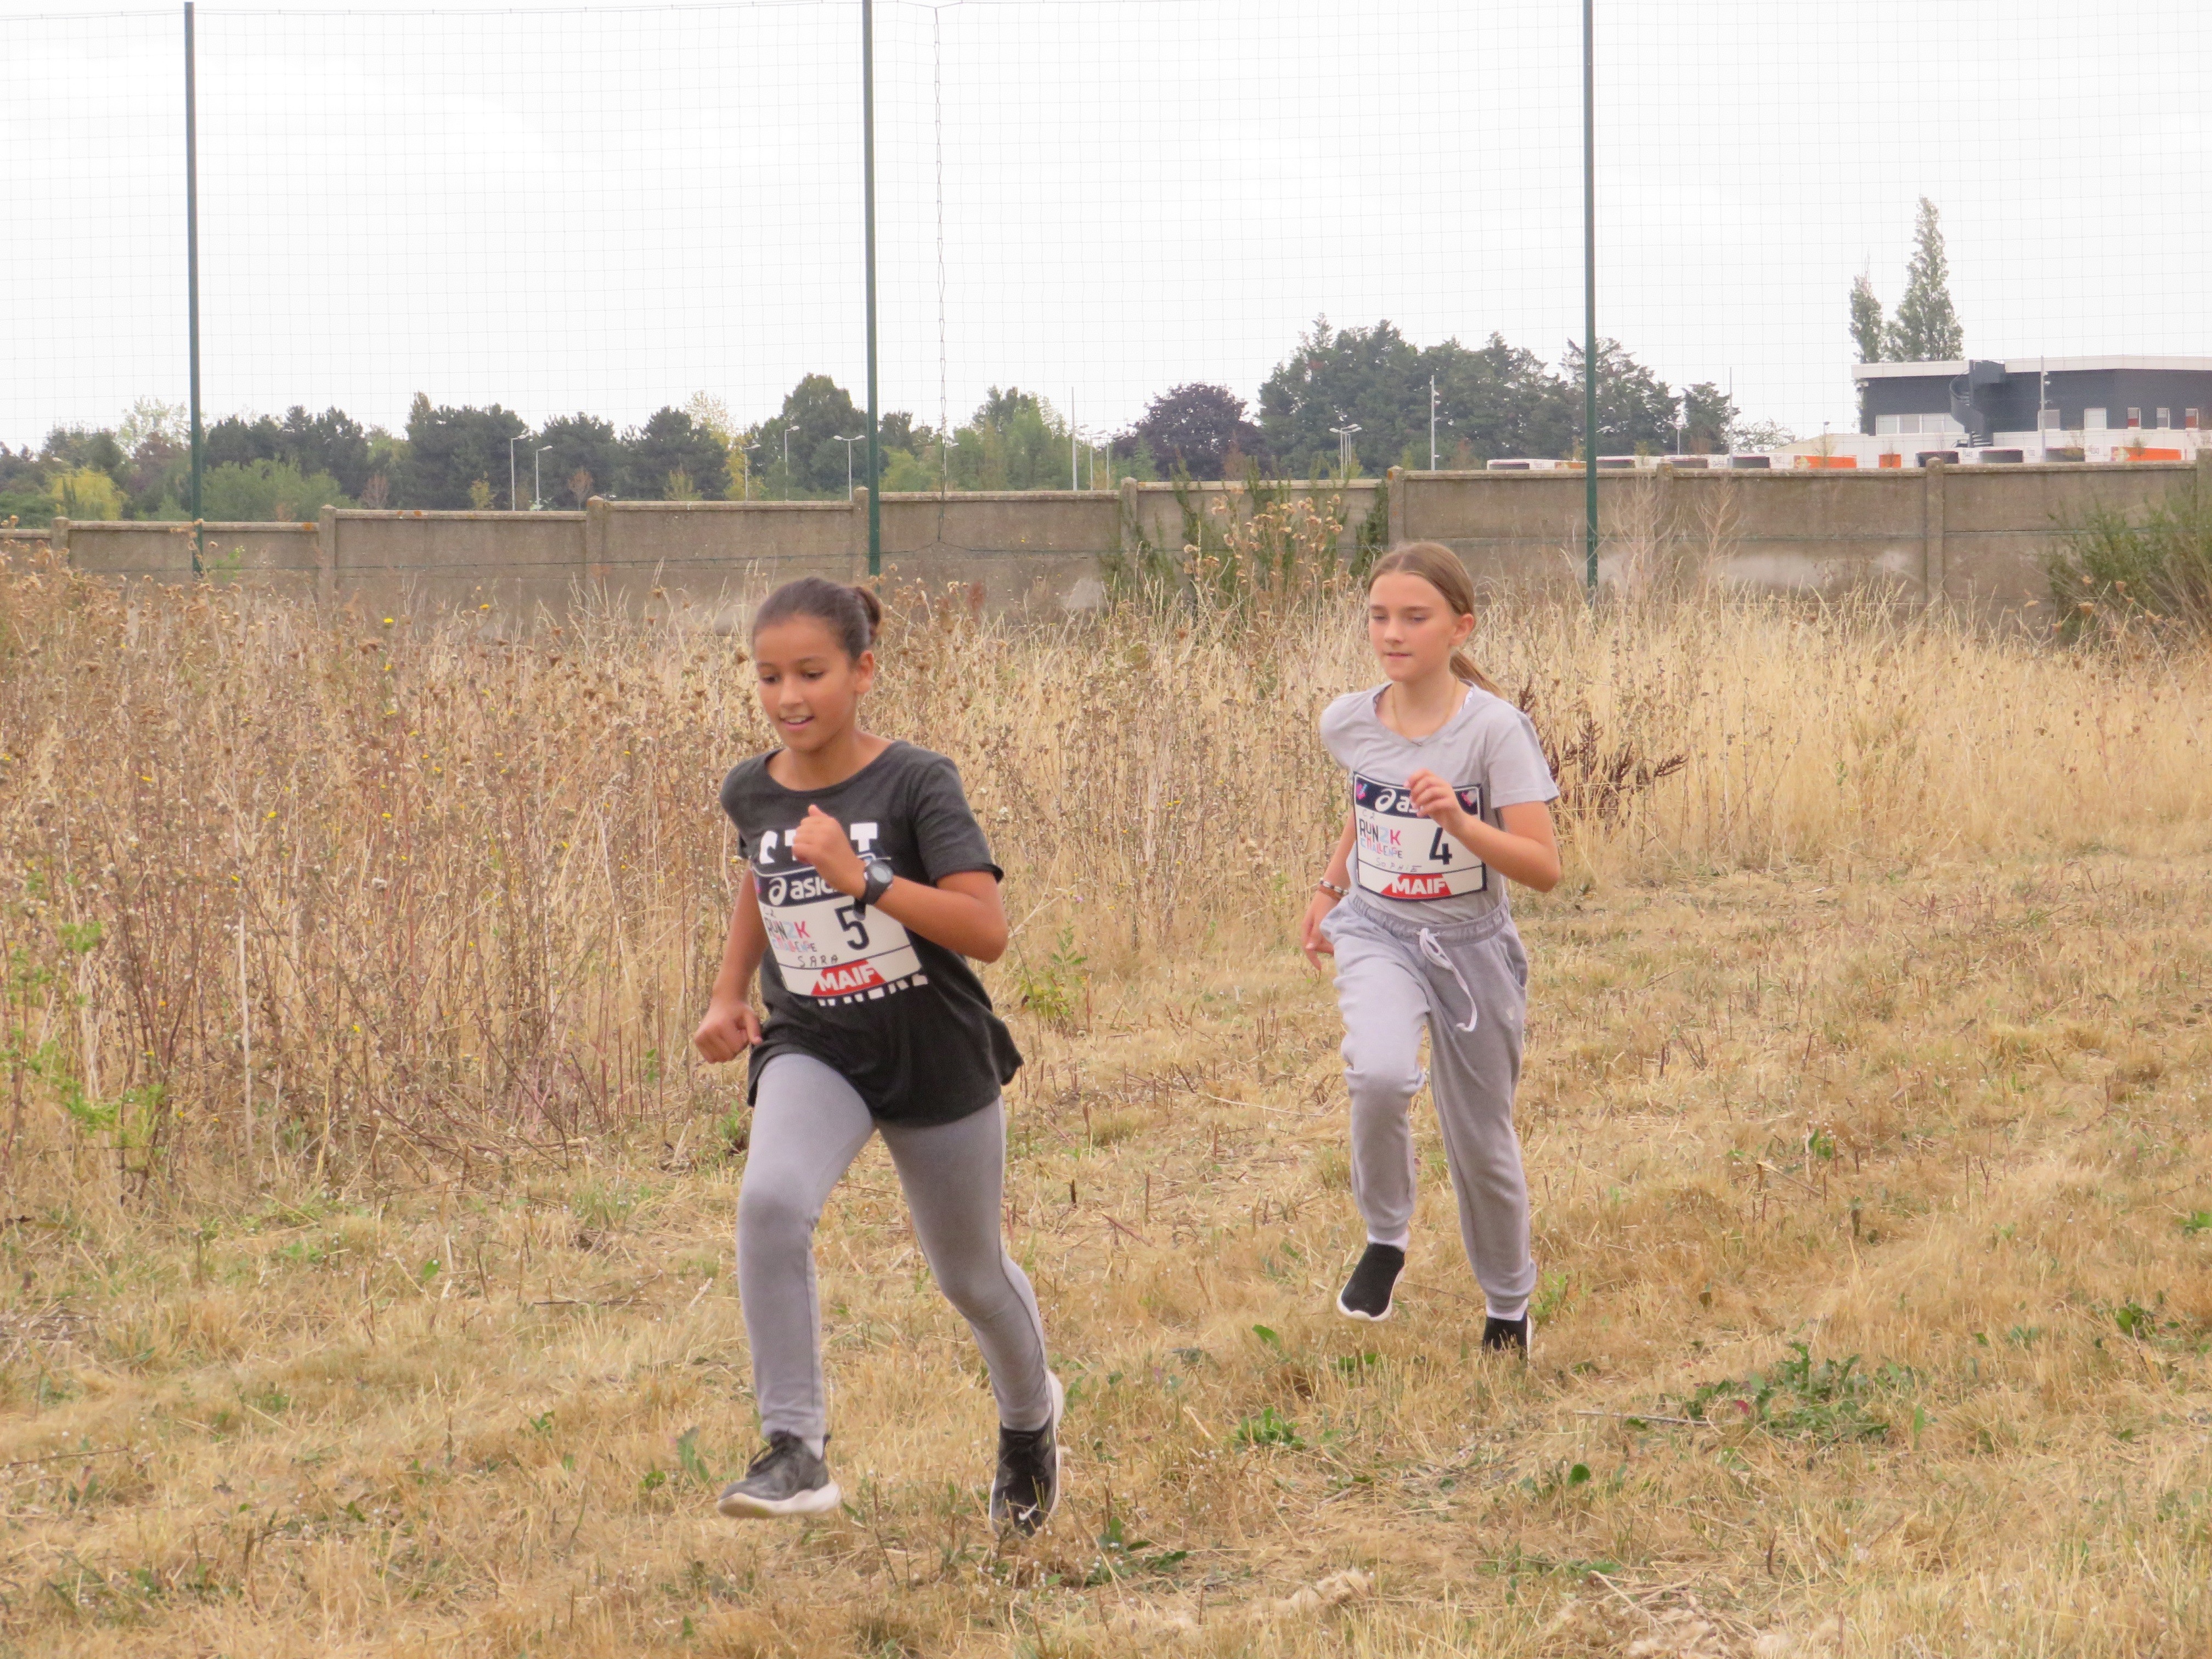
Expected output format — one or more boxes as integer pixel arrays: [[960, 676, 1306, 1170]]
[[871, 869, 1009, 963], [692, 873, 769, 1061], [1301, 812, 1357, 967], [789, 804, 1009, 962], [1407, 771, 1562, 891]]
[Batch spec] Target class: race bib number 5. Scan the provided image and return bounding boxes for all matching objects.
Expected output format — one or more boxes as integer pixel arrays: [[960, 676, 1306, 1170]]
[[754, 824, 924, 1001], [1352, 774, 1487, 902]]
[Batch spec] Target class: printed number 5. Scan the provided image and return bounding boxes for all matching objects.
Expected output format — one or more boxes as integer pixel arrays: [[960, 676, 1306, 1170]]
[[1430, 827, 1454, 865], [835, 903, 870, 951]]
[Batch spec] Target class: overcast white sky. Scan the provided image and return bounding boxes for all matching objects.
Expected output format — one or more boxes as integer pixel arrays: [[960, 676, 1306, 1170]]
[[4, 0, 2208, 453]]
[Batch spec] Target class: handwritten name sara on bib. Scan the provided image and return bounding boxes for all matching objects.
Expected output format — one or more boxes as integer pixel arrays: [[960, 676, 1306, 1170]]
[[1351, 775, 1488, 902]]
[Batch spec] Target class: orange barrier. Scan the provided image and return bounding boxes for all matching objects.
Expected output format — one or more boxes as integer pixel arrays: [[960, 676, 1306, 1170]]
[[2123, 447, 2184, 462], [1794, 455, 1858, 470]]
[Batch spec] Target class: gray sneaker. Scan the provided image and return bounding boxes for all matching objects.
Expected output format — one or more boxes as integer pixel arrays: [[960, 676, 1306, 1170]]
[[990, 1372, 1065, 1536], [716, 1432, 840, 1519]]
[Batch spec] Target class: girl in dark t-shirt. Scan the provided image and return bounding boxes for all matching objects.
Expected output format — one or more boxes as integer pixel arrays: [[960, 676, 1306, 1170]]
[[692, 577, 1060, 1533]]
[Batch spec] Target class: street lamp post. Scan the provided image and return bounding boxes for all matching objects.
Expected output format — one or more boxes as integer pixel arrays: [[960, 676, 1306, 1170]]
[[1330, 421, 1362, 478], [834, 434, 864, 498], [744, 443, 763, 501], [508, 433, 530, 511], [533, 445, 551, 509], [1429, 377, 1439, 470], [782, 428, 792, 499]]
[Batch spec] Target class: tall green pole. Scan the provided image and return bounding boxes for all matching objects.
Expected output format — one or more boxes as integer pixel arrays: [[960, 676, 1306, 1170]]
[[1581, 0, 1597, 599], [861, 0, 882, 578], [184, 1, 204, 575]]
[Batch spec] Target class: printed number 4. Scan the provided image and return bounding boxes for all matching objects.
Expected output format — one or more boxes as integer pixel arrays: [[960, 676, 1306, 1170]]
[[1429, 827, 1454, 865], [835, 903, 870, 951]]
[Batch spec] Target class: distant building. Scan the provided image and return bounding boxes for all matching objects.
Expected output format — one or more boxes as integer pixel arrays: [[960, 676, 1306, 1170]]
[[1478, 356, 2212, 473], [1850, 356, 2212, 463]]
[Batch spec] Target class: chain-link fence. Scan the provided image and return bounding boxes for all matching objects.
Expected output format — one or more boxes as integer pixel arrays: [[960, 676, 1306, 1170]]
[[4, 1, 2206, 522]]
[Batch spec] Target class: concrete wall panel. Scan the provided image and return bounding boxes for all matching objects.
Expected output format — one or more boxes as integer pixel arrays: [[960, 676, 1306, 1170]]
[[46, 460, 2209, 623], [331, 510, 585, 617], [882, 492, 1119, 557], [1125, 480, 1381, 561], [69, 521, 317, 579], [596, 502, 854, 614]]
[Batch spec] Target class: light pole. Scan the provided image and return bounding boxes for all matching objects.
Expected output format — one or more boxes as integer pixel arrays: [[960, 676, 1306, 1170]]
[[1429, 377, 1439, 470], [508, 433, 530, 511], [533, 445, 551, 509], [744, 442, 763, 501], [782, 427, 792, 499], [834, 434, 864, 498], [1330, 421, 1362, 478]]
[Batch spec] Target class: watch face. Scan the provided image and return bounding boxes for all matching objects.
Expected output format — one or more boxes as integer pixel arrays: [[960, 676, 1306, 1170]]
[[867, 857, 895, 885]]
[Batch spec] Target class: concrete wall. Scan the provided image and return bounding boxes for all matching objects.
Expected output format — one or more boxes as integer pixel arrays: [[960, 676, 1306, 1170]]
[[1123, 478, 1384, 564], [50, 518, 321, 603], [0, 528, 55, 569], [40, 455, 2211, 620], [1392, 457, 2209, 610], [333, 509, 586, 615], [878, 491, 1121, 613]]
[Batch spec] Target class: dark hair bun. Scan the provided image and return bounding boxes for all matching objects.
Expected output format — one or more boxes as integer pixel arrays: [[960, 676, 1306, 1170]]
[[849, 584, 883, 641], [752, 575, 879, 662]]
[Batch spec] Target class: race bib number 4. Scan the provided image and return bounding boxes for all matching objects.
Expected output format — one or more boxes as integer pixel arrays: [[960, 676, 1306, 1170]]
[[1352, 774, 1487, 902], [753, 824, 924, 1002]]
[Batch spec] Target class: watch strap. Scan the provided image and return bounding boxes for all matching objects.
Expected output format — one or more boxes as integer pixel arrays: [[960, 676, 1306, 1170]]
[[860, 861, 896, 910]]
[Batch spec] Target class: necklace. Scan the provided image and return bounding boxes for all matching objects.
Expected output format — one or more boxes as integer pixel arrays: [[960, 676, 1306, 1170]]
[[1383, 680, 1466, 740]]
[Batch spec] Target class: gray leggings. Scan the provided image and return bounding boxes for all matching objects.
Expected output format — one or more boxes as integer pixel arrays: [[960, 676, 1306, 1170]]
[[736, 1051, 1052, 1449], [1322, 896, 1537, 1321]]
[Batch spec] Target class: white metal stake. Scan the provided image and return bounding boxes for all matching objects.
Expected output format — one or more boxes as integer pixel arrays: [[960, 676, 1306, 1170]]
[[238, 907, 251, 1164]]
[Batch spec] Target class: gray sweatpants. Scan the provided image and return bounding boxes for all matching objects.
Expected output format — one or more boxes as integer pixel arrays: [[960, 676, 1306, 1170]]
[[1321, 896, 1537, 1321], [736, 1051, 1052, 1450]]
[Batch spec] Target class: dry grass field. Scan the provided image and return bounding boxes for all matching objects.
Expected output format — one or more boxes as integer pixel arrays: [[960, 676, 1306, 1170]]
[[2, 558, 2210, 1657]]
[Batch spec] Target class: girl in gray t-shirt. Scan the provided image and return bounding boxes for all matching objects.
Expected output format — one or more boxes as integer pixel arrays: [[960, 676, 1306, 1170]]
[[1300, 544, 1562, 1350]]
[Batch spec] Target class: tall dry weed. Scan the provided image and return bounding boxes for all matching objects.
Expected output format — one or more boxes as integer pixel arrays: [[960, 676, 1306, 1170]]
[[2, 556, 2207, 1195]]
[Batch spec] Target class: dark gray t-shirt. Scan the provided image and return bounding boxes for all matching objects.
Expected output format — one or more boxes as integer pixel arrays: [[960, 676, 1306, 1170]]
[[720, 740, 1021, 1126], [1319, 682, 1559, 926]]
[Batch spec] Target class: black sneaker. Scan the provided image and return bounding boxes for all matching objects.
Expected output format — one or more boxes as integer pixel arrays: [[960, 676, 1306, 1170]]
[[1481, 1313, 1531, 1356], [716, 1432, 840, 1519], [990, 1372, 1064, 1536], [1336, 1243, 1405, 1322]]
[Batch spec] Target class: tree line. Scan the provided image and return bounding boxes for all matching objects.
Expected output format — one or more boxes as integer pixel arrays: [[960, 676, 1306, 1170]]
[[2, 323, 1784, 529]]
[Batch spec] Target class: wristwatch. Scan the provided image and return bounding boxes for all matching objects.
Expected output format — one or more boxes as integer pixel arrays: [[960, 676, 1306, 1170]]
[[857, 856, 896, 912]]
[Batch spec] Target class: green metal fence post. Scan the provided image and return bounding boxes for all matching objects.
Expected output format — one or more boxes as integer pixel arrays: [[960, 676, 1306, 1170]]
[[1582, 0, 1597, 601], [184, 1, 204, 576], [861, 0, 882, 578]]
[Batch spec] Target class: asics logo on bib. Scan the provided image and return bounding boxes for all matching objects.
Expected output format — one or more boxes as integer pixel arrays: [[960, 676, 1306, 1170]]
[[1351, 774, 1488, 902], [754, 820, 928, 1003]]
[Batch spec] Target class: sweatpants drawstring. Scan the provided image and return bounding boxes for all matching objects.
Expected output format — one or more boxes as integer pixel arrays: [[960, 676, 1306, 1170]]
[[1418, 929, 1481, 1033]]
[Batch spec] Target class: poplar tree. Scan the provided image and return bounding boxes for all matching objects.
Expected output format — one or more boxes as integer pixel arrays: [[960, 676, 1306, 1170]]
[[1849, 272, 1886, 363], [1883, 198, 1963, 361]]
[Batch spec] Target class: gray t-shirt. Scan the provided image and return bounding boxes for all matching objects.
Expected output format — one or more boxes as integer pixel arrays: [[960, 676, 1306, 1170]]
[[1318, 682, 1559, 925]]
